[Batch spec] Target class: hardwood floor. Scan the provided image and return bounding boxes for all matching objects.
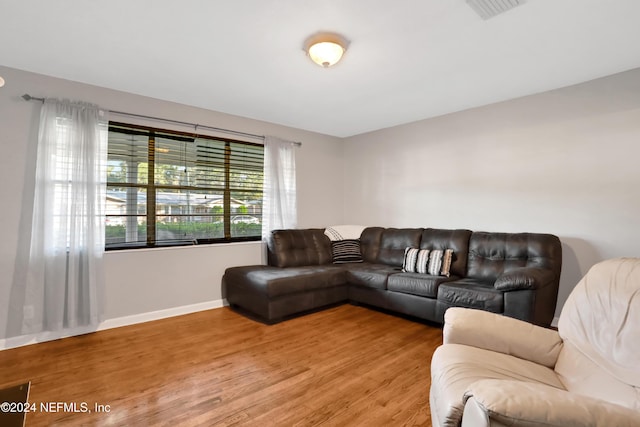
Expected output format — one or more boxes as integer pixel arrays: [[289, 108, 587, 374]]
[[0, 304, 443, 426]]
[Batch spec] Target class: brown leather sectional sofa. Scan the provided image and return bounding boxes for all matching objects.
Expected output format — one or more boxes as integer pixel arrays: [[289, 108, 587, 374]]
[[222, 227, 562, 327]]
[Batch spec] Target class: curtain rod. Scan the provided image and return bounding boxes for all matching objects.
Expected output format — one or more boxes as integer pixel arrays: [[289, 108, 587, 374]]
[[21, 94, 302, 146]]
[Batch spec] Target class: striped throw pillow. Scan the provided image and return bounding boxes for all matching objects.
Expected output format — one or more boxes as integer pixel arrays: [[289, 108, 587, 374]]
[[416, 249, 431, 274], [427, 249, 455, 276], [403, 248, 431, 273], [402, 247, 420, 272], [441, 249, 454, 277], [331, 239, 363, 264], [405, 247, 454, 276], [427, 250, 443, 275]]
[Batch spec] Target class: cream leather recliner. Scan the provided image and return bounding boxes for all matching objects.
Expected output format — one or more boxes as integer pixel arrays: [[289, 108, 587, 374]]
[[430, 258, 640, 427]]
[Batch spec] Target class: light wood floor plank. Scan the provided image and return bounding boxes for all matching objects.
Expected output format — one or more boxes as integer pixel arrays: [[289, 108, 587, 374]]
[[0, 304, 442, 426]]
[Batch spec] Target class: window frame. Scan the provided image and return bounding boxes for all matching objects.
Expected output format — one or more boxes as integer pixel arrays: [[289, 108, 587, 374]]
[[105, 121, 264, 251]]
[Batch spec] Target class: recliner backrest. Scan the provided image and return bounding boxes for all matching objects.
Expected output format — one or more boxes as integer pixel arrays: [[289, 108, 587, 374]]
[[555, 258, 640, 410]]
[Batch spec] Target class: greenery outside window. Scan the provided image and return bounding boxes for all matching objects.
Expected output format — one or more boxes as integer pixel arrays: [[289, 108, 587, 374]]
[[106, 122, 264, 249]]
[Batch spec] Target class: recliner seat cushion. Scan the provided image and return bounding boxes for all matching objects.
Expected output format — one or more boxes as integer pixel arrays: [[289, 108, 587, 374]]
[[555, 341, 640, 411], [438, 279, 504, 313], [387, 273, 457, 298]]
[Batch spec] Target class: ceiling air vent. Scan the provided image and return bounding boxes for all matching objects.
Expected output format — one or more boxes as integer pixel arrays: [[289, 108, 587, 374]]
[[466, 0, 525, 20]]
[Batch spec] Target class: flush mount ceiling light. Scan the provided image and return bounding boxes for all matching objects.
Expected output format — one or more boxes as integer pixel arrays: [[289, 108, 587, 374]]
[[0, 76, 5, 87], [304, 33, 349, 68]]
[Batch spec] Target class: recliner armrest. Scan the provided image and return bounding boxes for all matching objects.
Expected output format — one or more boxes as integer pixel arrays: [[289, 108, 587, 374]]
[[462, 379, 639, 427], [443, 307, 562, 368], [494, 267, 554, 291]]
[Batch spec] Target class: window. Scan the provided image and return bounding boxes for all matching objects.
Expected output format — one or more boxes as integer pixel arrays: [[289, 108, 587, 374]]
[[105, 122, 263, 249]]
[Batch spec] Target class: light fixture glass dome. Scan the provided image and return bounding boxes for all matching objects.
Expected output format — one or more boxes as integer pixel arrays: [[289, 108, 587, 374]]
[[304, 33, 349, 68], [308, 41, 345, 68]]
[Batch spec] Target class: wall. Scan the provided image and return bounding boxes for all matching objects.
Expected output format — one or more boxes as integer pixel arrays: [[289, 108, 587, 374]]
[[0, 65, 345, 342], [343, 68, 640, 319], [3, 64, 639, 345]]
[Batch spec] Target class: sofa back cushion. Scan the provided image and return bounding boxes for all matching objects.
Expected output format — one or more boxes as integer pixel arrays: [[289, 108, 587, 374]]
[[267, 229, 332, 267], [420, 228, 472, 277], [377, 228, 423, 267], [467, 232, 562, 281], [360, 227, 385, 263]]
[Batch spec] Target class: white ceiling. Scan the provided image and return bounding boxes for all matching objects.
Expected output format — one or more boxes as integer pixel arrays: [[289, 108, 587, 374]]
[[2, 0, 640, 137]]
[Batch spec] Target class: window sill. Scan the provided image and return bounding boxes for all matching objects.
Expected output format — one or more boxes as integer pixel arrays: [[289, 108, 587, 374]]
[[104, 239, 264, 254]]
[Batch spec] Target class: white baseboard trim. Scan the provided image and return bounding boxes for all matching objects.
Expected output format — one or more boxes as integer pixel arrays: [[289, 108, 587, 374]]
[[551, 316, 559, 328], [0, 299, 228, 351], [99, 299, 227, 330]]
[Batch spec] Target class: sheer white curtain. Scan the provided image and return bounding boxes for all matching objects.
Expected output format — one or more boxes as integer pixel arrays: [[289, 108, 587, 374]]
[[261, 136, 298, 238], [22, 99, 109, 335]]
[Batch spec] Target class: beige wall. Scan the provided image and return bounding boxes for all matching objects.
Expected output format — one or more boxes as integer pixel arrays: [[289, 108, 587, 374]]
[[343, 68, 640, 319], [3, 63, 639, 341], [0, 65, 345, 339]]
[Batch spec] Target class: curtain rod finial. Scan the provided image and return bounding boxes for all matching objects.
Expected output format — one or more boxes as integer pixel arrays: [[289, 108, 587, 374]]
[[22, 94, 45, 103]]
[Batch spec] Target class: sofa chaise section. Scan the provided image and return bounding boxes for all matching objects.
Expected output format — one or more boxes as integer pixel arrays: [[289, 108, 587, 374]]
[[223, 229, 349, 322], [223, 264, 347, 321]]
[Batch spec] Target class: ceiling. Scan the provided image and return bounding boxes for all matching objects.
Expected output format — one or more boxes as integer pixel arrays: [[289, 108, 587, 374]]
[[1, 0, 640, 137]]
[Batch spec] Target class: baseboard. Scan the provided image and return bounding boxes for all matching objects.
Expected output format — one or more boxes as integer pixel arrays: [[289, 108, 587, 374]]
[[99, 299, 227, 330], [551, 316, 559, 328], [0, 299, 228, 351]]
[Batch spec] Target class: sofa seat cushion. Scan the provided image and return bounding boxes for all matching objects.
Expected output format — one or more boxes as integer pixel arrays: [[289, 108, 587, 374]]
[[438, 279, 504, 313], [227, 265, 347, 298], [430, 343, 565, 427], [387, 273, 458, 298], [344, 263, 400, 290]]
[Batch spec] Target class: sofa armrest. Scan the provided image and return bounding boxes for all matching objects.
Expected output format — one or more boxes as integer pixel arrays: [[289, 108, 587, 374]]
[[494, 267, 555, 291], [462, 379, 639, 427], [443, 307, 562, 368]]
